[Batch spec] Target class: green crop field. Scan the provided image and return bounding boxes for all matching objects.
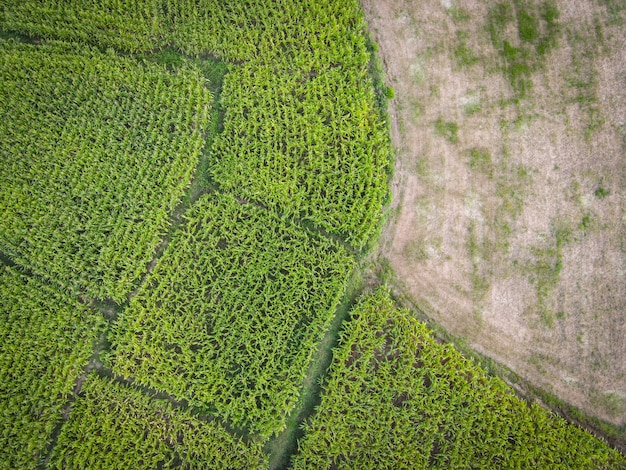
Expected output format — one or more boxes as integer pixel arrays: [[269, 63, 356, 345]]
[[0, 0, 390, 249], [109, 193, 353, 439], [0, 40, 211, 302], [211, 63, 389, 249], [50, 375, 267, 469], [0, 267, 103, 469], [293, 290, 624, 468], [0, 0, 622, 468]]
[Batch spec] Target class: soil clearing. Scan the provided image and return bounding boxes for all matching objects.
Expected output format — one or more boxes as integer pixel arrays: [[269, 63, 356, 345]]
[[363, 0, 625, 428]]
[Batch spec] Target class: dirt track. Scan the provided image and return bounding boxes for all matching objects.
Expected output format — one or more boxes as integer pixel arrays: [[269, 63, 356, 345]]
[[364, 0, 625, 426]]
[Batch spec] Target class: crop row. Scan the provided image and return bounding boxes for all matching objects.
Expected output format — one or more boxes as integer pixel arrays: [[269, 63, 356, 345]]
[[293, 290, 625, 468], [109, 193, 353, 439], [211, 63, 389, 248], [0, 41, 211, 301], [0, 266, 103, 469], [0, 0, 167, 53], [168, 0, 369, 68], [1, 0, 368, 67], [1, 1, 390, 249], [50, 375, 266, 469]]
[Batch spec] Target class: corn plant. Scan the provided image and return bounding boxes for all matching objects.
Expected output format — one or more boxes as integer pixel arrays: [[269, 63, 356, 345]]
[[109, 193, 353, 439], [50, 375, 266, 469], [0, 267, 103, 469], [0, 41, 211, 301], [293, 290, 625, 468]]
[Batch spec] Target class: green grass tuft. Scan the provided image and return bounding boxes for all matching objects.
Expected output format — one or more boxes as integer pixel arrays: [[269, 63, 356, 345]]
[[434, 118, 459, 144]]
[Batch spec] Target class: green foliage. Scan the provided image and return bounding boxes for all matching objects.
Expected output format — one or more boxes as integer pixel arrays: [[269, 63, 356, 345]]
[[518, 8, 539, 43], [110, 193, 353, 439], [293, 290, 625, 469], [50, 375, 267, 469], [138, 48, 228, 96], [210, 63, 390, 248], [1, 0, 394, 463], [502, 40, 533, 100], [594, 186, 610, 198], [0, 41, 211, 301], [168, 0, 369, 68], [0, 267, 103, 470], [0, 0, 369, 68], [365, 34, 394, 114], [1, 1, 391, 249], [538, 1, 561, 54], [0, 0, 168, 53], [434, 118, 459, 144]]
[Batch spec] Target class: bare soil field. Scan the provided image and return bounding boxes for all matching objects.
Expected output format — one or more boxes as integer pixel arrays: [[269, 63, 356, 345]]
[[363, 0, 625, 428]]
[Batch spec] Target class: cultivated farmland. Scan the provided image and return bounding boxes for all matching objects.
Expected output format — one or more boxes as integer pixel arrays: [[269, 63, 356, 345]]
[[50, 375, 267, 469], [0, 266, 103, 469], [0, 41, 211, 301], [293, 290, 624, 468], [110, 193, 353, 439], [0, 0, 623, 467]]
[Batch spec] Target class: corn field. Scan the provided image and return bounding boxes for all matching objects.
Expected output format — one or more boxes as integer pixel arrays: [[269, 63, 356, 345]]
[[293, 290, 624, 468], [0, 0, 622, 467]]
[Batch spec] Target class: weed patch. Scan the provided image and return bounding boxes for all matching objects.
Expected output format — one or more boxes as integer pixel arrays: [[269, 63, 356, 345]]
[[487, 0, 560, 102], [434, 118, 459, 144], [454, 31, 479, 68], [468, 148, 494, 177]]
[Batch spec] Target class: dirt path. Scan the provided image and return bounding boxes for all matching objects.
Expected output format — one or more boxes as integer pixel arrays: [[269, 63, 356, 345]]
[[364, 0, 625, 427]]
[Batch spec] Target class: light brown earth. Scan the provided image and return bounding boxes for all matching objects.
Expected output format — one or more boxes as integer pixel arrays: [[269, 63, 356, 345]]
[[363, 0, 625, 427]]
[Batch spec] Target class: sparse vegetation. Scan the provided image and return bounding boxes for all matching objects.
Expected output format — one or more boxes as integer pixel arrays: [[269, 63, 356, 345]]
[[565, 25, 605, 140], [594, 186, 610, 199], [462, 91, 483, 115], [454, 31, 479, 68], [434, 117, 459, 143], [447, 5, 471, 23], [468, 148, 494, 177], [364, 0, 625, 446], [467, 222, 492, 303], [487, 0, 561, 101]]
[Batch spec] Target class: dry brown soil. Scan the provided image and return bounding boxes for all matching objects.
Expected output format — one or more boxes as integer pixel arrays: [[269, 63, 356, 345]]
[[363, 0, 625, 427]]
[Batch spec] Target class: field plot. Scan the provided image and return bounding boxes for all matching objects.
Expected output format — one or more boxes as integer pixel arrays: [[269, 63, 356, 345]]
[[0, 266, 103, 469], [365, 0, 626, 427], [211, 63, 389, 248], [0, 0, 167, 53], [0, 1, 391, 250], [1, 0, 369, 67], [50, 375, 266, 469], [110, 193, 353, 439], [169, 0, 369, 67], [0, 41, 211, 302], [293, 290, 624, 468]]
